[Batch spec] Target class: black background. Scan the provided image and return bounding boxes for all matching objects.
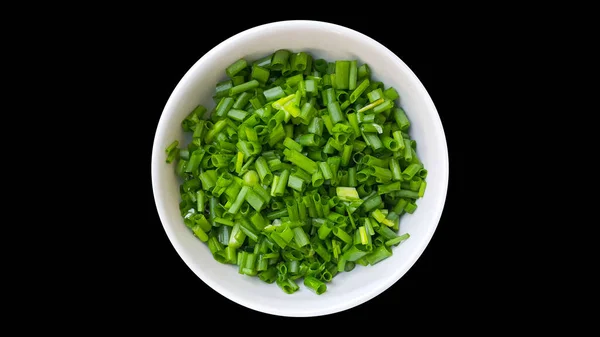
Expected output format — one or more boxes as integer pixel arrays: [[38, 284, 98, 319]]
[[91, 17, 497, 329]]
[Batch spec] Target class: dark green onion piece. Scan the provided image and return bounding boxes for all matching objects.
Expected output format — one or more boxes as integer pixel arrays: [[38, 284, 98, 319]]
[[229, 80, 259, 96], [251, 64, 270, 84], [271, 49, 291, 71], [291, 52, 308, 71], [365, 244, 393, 265], [226, 58, 247, 78]]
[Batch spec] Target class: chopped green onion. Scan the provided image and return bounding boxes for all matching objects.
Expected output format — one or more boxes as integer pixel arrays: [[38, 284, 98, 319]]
[[165, 51, 428, 296]]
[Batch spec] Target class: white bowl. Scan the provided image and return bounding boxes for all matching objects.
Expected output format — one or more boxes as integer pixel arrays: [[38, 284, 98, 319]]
[[151, 20, 449, 317]]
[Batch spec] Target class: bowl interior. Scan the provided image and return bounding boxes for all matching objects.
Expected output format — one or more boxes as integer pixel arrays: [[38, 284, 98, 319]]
[[152, 20, 448, 317]]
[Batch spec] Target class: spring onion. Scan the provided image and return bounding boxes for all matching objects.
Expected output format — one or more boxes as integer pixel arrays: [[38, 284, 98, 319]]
[[165, 50, 428, 295]]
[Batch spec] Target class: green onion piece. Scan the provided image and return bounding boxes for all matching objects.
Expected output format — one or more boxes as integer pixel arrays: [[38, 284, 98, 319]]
[[335, 60, 350, 89], [378, 181, 401, 195], [214, 80, 233, 99], [347, 113, 360, 136], [267, 123, 286, 146], [347, 167, 357, 187], [226, 58, 247, 78], [318, 162, 333, 180], [349, 79, 370, 103], [389, 158, 402, 181], [367, 88, 384, 102], [358, 64, 370, 80], [410, 176, 422, 192], [228, 222, 247, 248], [348, 60, 358, 90], [336, 187, 360, 202], [396, 189, 420, 200], [322, 87, 336, 106], [385, 233, 410, 246], [204, 119, 228, 144], [381, 136, 401, 151], [332, 226, 353, 244], [255, 156, 273, 186], [371, 209, 395, 227], [238, 218, 260, 243], [285, 198, 300, 222], [274, 169, 290, 196], [263, 86, 286, 102], [291, 168, 312, 183], [207, 237, 223, 256], [251, 64, 270, 84], [403, 139, 413, 163], [372, 100, 394, 114], [327, 101, 345, 124], [231, 75, 244, 86], [287, 175, 305, 192], [295, 134, 321, 147], [227, 185, 249, 214], [293, 227, 310, 247], [357, 98, 384, 113], [383, 87, 399, 100], [362, 132, 383, 151], [314, 59, 327, 73], [317, 221, 333, 240], [276, 278, 299, 294], [233, 92, 252, 110], [418, 180, 427, 197], [311, 239, 331, 262], [191, 225, 208, 242], [393, 107, 411, 131], [304, 276, 327, 295], [229, 80, 259, 96], [392, 198, 408, 214], [244, 188, 265, 212], [271, 49, 291, 71], [365, 244, 393, 265], [341, 245, 369, 262], [259, 267, 278, 284], [339, 144, 353, 167], [362, 193, 383, 212], [311, 167, 325, 187], [166, 147, 179, 164], [253, 54, 272, 68], [283, 137, 303, 152], [392, 131, 406, 150], [404, 201, 418, 214], [283, 149, 318, 174], [402, 163, 422, 181]]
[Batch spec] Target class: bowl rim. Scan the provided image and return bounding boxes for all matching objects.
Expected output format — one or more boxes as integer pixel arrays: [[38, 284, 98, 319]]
[[151, 19, 449, 317]]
